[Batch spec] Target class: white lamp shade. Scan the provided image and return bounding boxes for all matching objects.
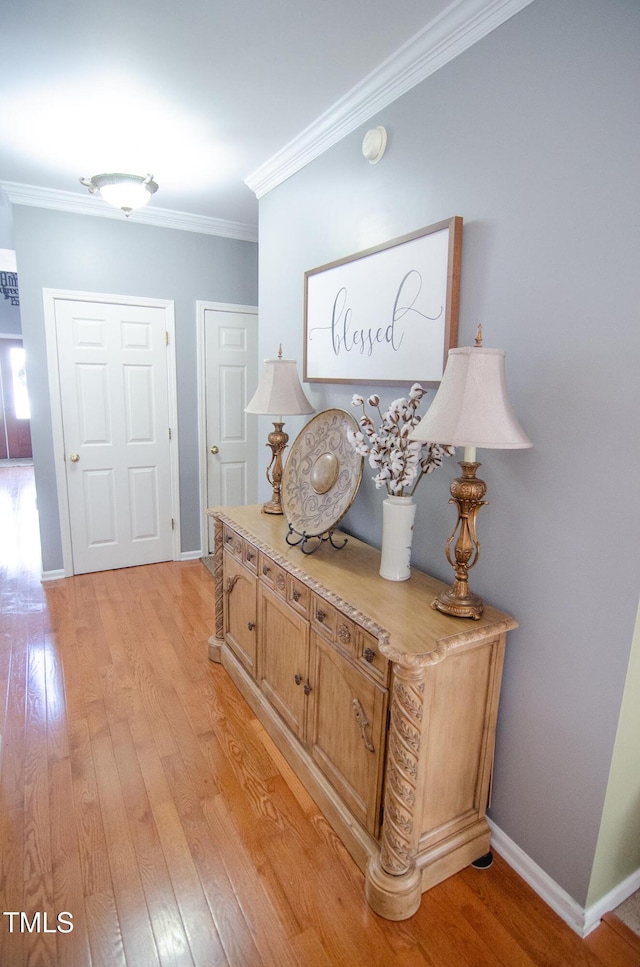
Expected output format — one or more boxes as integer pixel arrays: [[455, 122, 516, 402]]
[[409, 346, 532, 448], [245, 357, 314, 416]]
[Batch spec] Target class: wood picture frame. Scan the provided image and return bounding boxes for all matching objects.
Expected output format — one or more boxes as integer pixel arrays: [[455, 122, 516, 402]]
[[304, 216, 462, 385]]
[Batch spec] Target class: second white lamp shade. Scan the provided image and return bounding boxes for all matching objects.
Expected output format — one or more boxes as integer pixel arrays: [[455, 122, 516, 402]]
[[409, 346, 532, 451]]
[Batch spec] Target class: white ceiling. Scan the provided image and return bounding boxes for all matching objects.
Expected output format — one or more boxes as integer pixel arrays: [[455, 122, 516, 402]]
[[0, 0, 533, 239]]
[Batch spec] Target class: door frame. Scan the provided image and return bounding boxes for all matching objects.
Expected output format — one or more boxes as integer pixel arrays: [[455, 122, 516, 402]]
[[196, 300, 258, 556], [43, 288, 180, 576]]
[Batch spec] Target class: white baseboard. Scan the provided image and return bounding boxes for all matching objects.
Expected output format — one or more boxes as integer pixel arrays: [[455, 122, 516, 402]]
[[42, 554, 204, 578], [585, 868, 640, 935], [180, 550, 204, 562], [488, 819, 640, 937], [41, 568, 66, 582]]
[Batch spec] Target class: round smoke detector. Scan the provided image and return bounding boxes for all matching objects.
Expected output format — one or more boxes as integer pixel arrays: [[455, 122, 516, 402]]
[[362, 126, 387, 164]]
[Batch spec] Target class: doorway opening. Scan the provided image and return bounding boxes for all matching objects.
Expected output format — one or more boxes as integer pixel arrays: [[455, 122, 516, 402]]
[[0, 337, 32, 461]]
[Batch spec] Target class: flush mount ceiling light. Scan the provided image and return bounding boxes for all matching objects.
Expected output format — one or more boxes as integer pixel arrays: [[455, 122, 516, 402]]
[[79, 172, 158, 216]]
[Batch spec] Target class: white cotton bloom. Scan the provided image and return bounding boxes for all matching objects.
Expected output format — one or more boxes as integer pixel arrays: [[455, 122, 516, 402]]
[[360, 417, 377, 440], [346, 382, 453, 495], [347, 429, 369, 456], [387, 398, 406, 417]]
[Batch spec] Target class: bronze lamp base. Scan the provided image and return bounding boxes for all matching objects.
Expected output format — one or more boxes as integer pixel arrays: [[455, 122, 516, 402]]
[[432, 585, 485, 621], [433, 461, 488, 620], [262, 421, 288, 515]]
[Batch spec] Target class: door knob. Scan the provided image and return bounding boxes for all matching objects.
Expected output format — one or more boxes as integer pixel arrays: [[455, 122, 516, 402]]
[[210, 445, 219, 455], [69, 453, 80, 463]]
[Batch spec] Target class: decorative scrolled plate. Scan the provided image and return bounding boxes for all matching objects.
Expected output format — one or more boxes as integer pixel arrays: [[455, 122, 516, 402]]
[[282, 408, 363, 538]]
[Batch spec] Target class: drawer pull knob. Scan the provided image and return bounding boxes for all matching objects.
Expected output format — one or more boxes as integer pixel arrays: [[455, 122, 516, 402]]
[[352, 698, 375, 753], [316, 609, 326, 623], [294, 673, 302, 685], [364, 647, 376, 663], [247, 551, 255, 561], [303, 681, 312, 695], [262, 565, 271, 575], [247, 621, 255, 631], [292, 589, 300, 602]]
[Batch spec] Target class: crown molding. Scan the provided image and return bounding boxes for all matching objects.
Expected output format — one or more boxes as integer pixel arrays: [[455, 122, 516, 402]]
[[0, 180, 258, 243], [245, 0, 536, 198]]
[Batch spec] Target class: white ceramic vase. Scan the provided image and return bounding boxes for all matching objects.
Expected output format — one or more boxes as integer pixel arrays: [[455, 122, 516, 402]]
[[379, 495, 417, 582]]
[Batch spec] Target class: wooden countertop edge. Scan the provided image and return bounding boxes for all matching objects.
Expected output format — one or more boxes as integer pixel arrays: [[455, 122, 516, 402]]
[[209, 505, 518, 665]]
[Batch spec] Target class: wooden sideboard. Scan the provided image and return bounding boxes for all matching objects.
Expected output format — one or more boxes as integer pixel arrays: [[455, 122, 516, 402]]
[[207, 505, 518, 920]]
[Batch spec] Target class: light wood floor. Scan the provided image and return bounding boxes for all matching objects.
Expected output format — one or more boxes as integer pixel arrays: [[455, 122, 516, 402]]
[[1, 464, 638, 967]]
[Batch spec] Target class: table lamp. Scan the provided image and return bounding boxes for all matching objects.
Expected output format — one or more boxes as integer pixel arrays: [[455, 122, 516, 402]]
[[409, 326, 532, 619], [245, 345, 314, 515]]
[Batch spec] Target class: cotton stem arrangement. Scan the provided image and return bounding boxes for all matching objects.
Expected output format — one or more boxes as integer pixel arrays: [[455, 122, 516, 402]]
[[347, 383, 455, 496]]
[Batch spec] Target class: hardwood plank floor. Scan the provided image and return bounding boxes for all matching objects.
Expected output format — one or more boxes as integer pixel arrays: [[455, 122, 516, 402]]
[[0, 464, 635, 966]]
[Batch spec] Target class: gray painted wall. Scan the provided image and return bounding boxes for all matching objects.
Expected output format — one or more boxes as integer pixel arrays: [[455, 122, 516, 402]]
[[12, 206, 257, 570], [257, 0, 640, 906], [0, 188, 15, 249]]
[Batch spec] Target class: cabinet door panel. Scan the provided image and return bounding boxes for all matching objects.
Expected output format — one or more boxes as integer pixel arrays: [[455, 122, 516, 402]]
[[224, 551, 257, 675], [307, 631, 388, 837], [258, 585, 309, 739]]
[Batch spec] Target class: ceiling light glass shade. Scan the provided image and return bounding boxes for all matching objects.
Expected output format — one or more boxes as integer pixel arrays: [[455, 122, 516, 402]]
[[245, 355, 314, 417], [409, 346, 532, 449], [79, 173, 158, 215]]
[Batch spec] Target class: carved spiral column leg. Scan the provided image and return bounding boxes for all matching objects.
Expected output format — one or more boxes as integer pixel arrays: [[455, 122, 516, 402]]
[[365, 663, 425, 920], [208, 516, 225, 662]]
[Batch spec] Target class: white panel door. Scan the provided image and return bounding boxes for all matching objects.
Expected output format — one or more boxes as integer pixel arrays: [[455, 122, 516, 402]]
[[204, 305, 258, 553], [54, 298, 174, 574]]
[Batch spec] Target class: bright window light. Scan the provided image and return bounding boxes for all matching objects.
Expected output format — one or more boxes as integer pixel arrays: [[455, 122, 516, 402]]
[[10, 347, 30, 419]]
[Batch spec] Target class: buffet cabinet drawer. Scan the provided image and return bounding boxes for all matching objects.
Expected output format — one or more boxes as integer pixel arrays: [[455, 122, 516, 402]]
[[311, 594, 356, 657], [287, 574, 311, 618], [221, 525, 258, 572], [222, 524, 243, 558], [311, 593, 337, 637], [355, 629, 389, 686], [311, 597, 389, 685], [243, 543, 258, 573], [259, 553, 287, 597]]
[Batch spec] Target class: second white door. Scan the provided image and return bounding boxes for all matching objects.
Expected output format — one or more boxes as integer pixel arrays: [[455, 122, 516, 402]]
[[201, 303, 258, 553]]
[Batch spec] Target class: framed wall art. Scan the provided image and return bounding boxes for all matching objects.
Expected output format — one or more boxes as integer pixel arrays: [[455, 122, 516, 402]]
[[304, 216, 462, 385]]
